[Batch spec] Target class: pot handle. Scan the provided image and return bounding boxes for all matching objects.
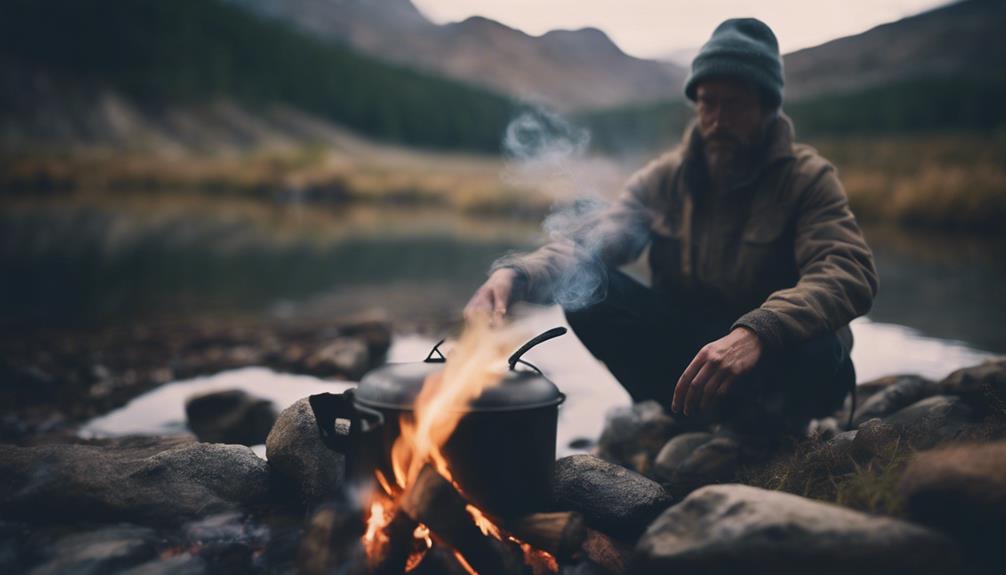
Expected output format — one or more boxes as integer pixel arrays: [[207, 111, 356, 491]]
[[508, 326, 567, 371], [309, 390, 385, 454]]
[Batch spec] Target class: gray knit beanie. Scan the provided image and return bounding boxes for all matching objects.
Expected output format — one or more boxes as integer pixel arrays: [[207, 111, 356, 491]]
[[684, 18, 784, 109]]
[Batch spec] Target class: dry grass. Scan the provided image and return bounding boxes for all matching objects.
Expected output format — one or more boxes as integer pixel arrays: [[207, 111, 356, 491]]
[[738, 411, 1006, 518], [815, 132, 1006, 230]]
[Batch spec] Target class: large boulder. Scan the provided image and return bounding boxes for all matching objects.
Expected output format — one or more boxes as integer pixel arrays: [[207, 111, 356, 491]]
[[851, 375, 940, 427], [633, 484, 959, 575], [185, 389, 277, 446], [266, 398, 346, 508], [0, 436, 271, 526], [900, 441, 1006, 545], [596, 401, 681, 475], [26, 524, 158, 575], [939, 357, 1006, 413], [552, 454, 672, 539], [884, 395, 975, 448]]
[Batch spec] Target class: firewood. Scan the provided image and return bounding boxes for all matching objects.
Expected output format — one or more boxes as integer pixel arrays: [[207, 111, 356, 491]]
[[297, 504, 367, 575], [580, 528, 632, 575], [369, 508, 420, 575], [399, 464, 527, 575], [411, 545, 475, 575], [505, 511, 587, 562]]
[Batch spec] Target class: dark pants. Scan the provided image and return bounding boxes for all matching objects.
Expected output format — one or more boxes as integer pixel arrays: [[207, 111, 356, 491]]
[[564, 270, 854, 435]]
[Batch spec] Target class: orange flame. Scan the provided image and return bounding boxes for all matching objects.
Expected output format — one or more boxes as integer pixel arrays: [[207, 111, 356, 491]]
[[363, 315, 559, 573]]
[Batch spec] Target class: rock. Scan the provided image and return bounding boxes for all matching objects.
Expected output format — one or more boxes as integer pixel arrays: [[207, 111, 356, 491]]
[[884, 395, 975, 448], [596, 401, 681, 475], [900, 441, 1006, 547], [0, 436, 271, 525], [304, 338, 370, 379], [633, 484, 960, 575], [27, 524, 158, 575], [939, 357, 1006, 413], [119, 554, 207, 575], [185, 389, 277, 446], [552, 454, 672, 538], [807, 417, 840, 439], [663, 436, 740, 496], [851, 375, 940, 427], [181, 513, 267, 572], [266, 398, 346, 508], [849, 418, 898, 460], [297, 502, 366, 575], [826, 429, 858, 451], [651, 432, 713, 483]]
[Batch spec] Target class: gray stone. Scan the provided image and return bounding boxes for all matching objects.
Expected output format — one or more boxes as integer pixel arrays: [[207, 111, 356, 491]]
[[826, 429, 858, 451], [28, 524, 158, 575], [633, 484, 960, 575], [939, 357, 1006, 413], [0, 436, 271, 525], [266, 398, 346, 508], [119, 554, 207, 575], [596, 401, 681, 475], [665, 436, 740, 496], [884, 395, 976, 448], [652, 432, 713, 482], [304, 338, 370, 379], [900, 441, 1006, 539], [852, 375, 940, 427], [552, 454, 672, 538], [185, 389, 277, 446]]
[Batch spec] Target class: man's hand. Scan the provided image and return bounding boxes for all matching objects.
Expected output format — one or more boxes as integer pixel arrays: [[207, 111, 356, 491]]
[[672, 327, 763, 416], [464, 268, 519, 325]]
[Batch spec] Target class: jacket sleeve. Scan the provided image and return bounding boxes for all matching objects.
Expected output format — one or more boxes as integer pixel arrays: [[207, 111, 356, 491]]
[[490, 156, 666, 304], [732, 162, 879, 351]]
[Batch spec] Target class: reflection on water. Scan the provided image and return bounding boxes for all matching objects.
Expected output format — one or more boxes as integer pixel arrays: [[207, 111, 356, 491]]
[[80, 307, 995, 458], [3, 195, 1002, 359]]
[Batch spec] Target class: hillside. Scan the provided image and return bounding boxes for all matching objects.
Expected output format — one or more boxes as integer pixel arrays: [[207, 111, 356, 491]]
[[0, 0, 519, 153], [581, 0, 1006, 153], [229, 0, 687, 112], [784, 0, 1005, 100]]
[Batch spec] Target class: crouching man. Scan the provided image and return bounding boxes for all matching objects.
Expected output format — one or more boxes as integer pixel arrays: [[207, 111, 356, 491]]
[[466, 18, 878, 439]]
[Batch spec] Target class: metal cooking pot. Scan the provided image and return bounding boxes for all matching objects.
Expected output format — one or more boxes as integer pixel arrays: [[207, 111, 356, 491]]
[[310, 327, 567, 519]]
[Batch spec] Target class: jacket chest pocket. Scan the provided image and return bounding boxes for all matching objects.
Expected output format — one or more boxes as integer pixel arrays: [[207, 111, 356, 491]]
[[735, 215, 796, 295]]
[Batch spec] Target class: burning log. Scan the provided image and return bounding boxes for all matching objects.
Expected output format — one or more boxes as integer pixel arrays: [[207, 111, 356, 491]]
[[368, 506, 421, 575], [505, 512, 587, 563], [580, 528, 632, 575], [399, 464, 527, 575]]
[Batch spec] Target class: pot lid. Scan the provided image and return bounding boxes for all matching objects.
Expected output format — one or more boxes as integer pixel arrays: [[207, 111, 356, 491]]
[[354, 327, 567, 413]]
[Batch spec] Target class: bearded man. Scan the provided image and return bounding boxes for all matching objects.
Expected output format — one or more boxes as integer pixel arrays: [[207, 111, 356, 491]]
[[466, 18, 878, 438]]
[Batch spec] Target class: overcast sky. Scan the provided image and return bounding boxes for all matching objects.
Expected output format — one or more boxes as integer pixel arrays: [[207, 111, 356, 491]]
[[412, 0, 952, 60]]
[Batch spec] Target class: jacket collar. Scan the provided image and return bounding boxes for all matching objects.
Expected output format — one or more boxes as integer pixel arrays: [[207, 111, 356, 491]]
[[680, 112, 796, 193]]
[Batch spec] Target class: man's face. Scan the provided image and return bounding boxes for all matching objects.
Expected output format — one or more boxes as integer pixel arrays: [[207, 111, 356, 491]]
[[695, 78, 768, 164]]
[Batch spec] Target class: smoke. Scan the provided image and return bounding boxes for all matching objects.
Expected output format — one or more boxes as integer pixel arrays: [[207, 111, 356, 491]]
[[498, 106, 623, 311]]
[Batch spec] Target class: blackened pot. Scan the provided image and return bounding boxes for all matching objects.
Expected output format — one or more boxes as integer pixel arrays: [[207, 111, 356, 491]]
[[310, 327, 567, 519]]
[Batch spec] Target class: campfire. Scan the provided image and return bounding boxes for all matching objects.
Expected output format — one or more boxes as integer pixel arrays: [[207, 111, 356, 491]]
[[358, 319, 582, 574]]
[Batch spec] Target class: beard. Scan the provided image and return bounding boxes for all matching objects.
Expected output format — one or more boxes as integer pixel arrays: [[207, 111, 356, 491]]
[[703, 135, 750, 190]]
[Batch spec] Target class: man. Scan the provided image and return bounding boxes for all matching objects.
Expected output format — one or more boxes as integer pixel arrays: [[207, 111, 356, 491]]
[[466, 18, 878, 437]]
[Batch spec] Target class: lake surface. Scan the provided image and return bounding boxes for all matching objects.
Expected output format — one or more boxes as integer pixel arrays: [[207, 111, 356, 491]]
[[29, 193, 995, 450]]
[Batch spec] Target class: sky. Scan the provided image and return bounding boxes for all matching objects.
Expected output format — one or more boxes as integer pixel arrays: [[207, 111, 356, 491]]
[[412, 0, 953, 60]]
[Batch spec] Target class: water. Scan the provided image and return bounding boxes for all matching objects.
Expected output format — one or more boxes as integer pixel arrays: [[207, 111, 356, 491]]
[[4, 194, 1002, 450]]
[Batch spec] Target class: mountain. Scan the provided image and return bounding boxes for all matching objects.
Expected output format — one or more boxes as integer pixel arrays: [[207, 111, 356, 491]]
[[228, 0, 687, 112], [0, 0, 519, 153], [784, 0, 1005, 100], [580, 0, 1006, 152]]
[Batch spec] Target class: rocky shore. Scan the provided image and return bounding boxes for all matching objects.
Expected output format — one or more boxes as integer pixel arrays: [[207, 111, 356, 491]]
[[1, 318, 1004, 574]]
